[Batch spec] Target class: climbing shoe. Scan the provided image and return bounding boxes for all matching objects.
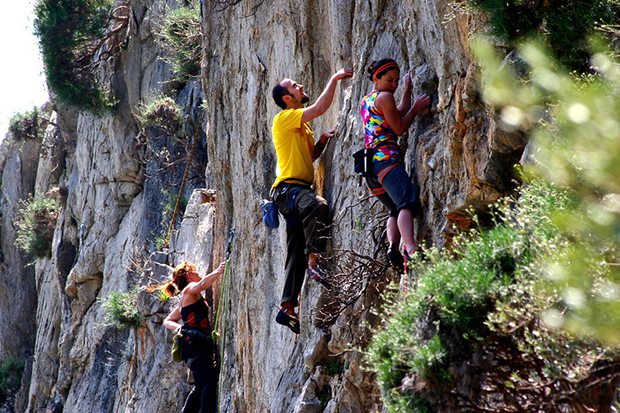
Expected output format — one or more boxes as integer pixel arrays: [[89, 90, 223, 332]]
[[386, 244, 404, 270], [307, 266, 331, 289], [276, 309, 300, 334], [403, 247, 417, 272]]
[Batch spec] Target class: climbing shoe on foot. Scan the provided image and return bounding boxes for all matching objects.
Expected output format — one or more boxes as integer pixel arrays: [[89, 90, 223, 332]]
[[403, 247, 417, 272], [307, 266, 331, 289], [276, 309, 300, 334], [386, 245, 404, 270]]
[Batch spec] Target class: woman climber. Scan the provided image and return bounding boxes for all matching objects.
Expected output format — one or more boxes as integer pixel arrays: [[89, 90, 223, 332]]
[[163, 260, 225, 413], [359, 58, 430, 270]]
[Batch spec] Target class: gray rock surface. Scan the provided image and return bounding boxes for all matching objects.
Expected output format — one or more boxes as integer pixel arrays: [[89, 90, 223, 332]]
[[0, 127, 41, 412]]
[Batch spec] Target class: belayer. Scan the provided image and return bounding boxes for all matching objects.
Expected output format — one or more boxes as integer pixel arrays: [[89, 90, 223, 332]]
[[270, 67, 353, 334], [163, 260, 225, 413], [359, 58, 430, 270]]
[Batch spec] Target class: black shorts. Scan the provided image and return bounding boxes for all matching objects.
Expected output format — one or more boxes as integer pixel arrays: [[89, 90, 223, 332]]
[[366, 160, 421, 217]]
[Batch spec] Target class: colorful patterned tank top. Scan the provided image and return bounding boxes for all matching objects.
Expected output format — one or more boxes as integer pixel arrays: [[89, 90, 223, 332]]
[[181, 298, 211, 333], [360, 90, 400, 162]]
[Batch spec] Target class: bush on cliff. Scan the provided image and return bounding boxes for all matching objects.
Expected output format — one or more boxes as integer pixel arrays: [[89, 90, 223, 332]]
[[157, 3, 202, 83], [135, 96, 183, 137], [33, 0, 122, 111], [475, 38, 620, 342], [15, 196, 60, 259], [8, 107, 51, 141], [102, 289, 142, 330], [368, 180, 619, 412], [0, 357, 25, 402]]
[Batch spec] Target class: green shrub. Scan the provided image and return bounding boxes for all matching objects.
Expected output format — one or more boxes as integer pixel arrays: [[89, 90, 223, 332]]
[[366, 181, 568, 412], [157, 4, 202, 82], [154, 232, 170, 252], [163, 189, 188, 217], [136, 96, 183, 136], [34, 0, 116, 111], [8, 107, 50, 141], [468, 0, 620, 71], [102, 289, 142, 330], [0, 357, 25, 401], [14, 196, 60, 258]]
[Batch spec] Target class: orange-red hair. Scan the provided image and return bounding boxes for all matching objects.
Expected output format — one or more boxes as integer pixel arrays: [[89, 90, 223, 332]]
[[150, 261, 197, 298]]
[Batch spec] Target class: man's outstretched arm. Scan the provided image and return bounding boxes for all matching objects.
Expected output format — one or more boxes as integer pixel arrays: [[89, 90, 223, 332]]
[[312, 129, 335, 160], [301, 67, 353, 125]]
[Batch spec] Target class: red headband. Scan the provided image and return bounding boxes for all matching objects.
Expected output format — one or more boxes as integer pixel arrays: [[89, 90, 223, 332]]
[[372, 62, 399, 80]]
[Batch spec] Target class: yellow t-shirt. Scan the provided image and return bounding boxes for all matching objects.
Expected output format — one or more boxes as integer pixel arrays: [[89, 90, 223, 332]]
[[271, 108, 315, 188]]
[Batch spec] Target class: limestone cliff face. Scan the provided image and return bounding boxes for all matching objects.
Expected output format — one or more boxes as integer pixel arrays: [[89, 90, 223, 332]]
[[0, 132, 40, 412], [0, 133, 40, 350], [201, 2, 523, 411], [0, 0, 526, 412]]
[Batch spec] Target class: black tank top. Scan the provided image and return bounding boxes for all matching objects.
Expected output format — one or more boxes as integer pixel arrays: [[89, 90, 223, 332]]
[[181, 298, 211, 333]]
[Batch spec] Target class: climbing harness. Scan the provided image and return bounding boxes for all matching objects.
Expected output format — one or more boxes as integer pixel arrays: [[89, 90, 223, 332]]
[[273, 182, 305, 229]]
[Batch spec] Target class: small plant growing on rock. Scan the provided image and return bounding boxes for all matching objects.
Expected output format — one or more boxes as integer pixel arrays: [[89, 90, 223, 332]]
[[155, 286, 171, 304], [14, 196, 60, 258], [102, 289, 142, 330], [0, 356, 25, 401], [154, 232, 170, 252], [162, 188, 188, 219], [323, 358, 345, 376], [8, 107, 51, 141], [135, 96, 183, 136]]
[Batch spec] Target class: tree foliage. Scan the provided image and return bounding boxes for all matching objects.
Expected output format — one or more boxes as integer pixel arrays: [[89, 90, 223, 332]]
[[157, 3, 202, 83], [33, 0, 128, 111], [468, 0, 620, 71], [474, 37, 620, 343]]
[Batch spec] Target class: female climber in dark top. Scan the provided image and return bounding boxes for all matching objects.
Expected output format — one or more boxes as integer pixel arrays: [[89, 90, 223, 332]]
[[163, 260, 225, 413], [360, 58, 430, 272]]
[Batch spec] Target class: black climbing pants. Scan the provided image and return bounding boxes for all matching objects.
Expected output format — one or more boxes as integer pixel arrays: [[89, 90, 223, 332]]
[[274, 183, 329, 307], [182, 339, 217, 413]]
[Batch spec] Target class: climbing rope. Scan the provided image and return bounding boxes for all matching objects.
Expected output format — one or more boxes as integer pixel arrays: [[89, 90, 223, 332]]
[[165, 113, 205, 246], [212, 227, 235, 353], [212, 227, 234, 413]]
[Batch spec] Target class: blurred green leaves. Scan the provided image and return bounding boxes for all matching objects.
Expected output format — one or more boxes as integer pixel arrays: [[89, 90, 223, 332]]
[[468, 0, 619, 71], [473, 37, 620, 343]]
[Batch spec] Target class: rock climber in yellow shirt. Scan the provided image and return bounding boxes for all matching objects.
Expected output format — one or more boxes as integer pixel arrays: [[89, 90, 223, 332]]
[[270, 67, 353, 334]]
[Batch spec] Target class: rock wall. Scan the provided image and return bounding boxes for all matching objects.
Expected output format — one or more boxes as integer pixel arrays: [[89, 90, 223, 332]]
[[0, 133, 40, 356], [0, 0, 527, 412], [0, 132, 40, 412], [200, 1, 523, 411]]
